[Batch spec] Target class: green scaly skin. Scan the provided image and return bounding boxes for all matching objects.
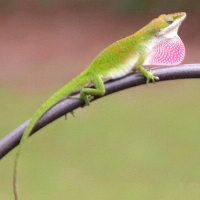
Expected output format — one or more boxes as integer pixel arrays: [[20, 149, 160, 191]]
[[13, 12, 186, 200]]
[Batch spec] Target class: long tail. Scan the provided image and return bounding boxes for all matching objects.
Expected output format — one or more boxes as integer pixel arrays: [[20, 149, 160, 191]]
[[13, 73, 88, 200]]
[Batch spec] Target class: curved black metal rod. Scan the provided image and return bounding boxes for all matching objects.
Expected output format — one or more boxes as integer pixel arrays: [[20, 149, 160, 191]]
[[0, 64, 200, 159]]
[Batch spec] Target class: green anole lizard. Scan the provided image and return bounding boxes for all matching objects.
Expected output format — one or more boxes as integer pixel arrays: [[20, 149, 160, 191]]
[[13, 12, 186, 200]]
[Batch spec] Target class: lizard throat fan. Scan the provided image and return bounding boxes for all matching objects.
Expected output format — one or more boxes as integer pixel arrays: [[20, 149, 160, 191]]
[[144, 37, 185, 66]]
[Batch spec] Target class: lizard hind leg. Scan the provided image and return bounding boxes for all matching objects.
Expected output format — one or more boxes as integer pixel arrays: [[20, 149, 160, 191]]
[[80, 74, 105, 106]]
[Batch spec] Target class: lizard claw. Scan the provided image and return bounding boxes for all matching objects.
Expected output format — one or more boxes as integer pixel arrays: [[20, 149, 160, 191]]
[[146, 71, 159, 84]]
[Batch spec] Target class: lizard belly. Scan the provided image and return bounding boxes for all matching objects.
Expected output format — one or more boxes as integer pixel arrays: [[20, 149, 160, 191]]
[[103, 53, 139, 80]]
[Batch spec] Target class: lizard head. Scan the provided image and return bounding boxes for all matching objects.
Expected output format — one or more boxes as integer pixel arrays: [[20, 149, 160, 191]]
[[153, 12, 186, 38]]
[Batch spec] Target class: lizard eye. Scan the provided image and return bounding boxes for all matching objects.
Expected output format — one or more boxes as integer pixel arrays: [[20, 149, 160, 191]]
[[166, 19, 173, 24], [166, 16, 174, 25]]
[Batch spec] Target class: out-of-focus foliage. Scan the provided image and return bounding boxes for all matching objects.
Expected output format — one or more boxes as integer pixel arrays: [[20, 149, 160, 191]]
[[107, 0, 200, 13], [0, 0, 200, 14]]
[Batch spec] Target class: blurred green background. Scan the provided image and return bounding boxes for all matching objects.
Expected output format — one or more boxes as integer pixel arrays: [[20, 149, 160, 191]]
[[1, 1, 200, 199]]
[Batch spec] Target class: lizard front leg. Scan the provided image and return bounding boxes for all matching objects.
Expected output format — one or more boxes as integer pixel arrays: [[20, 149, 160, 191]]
[[135, 52, 159, 83]]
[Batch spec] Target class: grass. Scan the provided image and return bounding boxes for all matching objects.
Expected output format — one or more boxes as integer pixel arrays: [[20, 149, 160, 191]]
[[1, 79, 200, 199]]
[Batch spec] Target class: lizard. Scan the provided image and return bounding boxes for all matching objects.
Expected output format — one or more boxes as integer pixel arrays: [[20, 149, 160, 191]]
[[13, 12, 186, 200]]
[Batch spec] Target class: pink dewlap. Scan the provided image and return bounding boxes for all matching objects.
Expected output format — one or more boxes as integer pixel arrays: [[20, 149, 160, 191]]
[[144, 37, 185, 66]]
